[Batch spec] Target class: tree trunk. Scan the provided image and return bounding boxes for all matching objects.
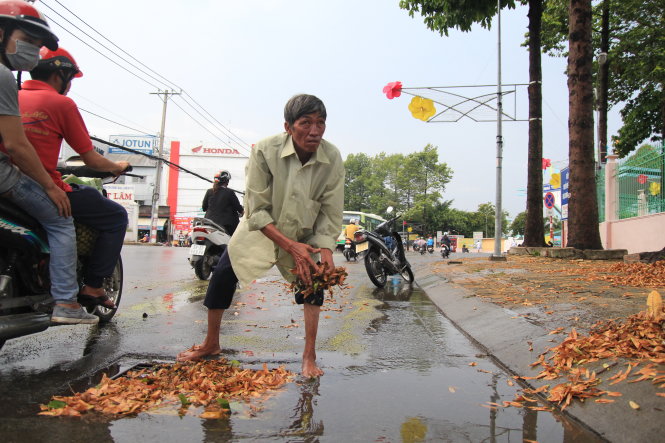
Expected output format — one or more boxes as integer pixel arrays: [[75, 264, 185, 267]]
[[598, 0, 610, 164], [523, 0, 546, 247], [567, 0, 603, 249]]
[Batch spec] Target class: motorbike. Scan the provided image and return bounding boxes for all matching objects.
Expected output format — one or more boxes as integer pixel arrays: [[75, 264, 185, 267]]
[[343, 238, 358, 261], [441, 244, 451, 259], [427, 244, 434, 254], [0, 166, 130, 351], [420, 243, 427, 255], [355, 207, 414, 288], [188, 218, 231, 280]]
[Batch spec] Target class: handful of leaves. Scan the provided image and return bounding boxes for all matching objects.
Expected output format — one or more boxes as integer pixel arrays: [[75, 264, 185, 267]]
[[290, 263, 348, 298]]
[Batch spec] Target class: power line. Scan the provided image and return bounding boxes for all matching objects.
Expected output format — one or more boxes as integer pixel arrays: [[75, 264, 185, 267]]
[[41, 0, 252, 151], [47, 0, 181, 92], [40, 3, 169, 90], [79, 107, 154, 136], [174, 96, 252, 155], [42, 11, 162, 90], [169, 98, 248, 155]]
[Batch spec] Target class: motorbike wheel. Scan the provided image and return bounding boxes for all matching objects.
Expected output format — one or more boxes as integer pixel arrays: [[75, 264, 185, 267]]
[[364, 250, 387, 288], [194, 256, 212, 280], [399, 265, 415, 283], [343, 249, 351, 262], [89, 256, 123, 323]]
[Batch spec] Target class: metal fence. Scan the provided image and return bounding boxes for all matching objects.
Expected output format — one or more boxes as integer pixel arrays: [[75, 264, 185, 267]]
[[597, 143, 665, 221]]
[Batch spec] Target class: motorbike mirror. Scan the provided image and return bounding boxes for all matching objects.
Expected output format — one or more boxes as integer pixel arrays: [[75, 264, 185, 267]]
[[386, 206, 394, 214]]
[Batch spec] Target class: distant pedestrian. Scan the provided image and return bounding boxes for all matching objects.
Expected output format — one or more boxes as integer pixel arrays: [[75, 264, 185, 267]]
[[475, 239, 482, 253]]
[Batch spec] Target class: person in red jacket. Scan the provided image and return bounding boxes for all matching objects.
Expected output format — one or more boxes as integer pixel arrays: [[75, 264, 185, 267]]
[[19, 46, 129, 309]]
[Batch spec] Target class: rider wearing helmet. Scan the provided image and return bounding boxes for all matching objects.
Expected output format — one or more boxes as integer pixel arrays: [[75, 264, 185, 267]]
[[202, 169, 243, 236], [0, 1, 98, 324], [344, 217, 359, 240], [19, 44, 129, 310]]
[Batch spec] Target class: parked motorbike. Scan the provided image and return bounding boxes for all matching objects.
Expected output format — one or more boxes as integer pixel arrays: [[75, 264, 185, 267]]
[[0, 166, 130, 351], [343, 238, 358, 261], [355, 207, 414, 288], [188, 218, 231, 280], [441, 244, 451, 259]]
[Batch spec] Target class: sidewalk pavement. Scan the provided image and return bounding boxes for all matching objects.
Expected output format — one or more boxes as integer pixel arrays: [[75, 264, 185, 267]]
[[412, 252, 664, 443]]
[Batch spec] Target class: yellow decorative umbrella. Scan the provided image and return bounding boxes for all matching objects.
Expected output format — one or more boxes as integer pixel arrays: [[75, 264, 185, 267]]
[[549, 173, 561, 189], [408, 96, 436, 122]]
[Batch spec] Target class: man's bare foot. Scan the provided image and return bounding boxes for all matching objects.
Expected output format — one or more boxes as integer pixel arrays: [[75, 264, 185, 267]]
[[302, 357, 324, 378], [176, 344, 221, 361]]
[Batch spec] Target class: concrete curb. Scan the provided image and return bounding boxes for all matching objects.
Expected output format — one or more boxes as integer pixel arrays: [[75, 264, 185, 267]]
[[413, 265, 660, 443]]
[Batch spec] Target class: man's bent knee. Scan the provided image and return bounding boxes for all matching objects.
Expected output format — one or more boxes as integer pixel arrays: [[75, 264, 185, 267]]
[[295, 288, 324, 306]]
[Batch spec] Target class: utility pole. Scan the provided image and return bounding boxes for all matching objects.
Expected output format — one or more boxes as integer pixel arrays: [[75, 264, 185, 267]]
[[149, 89, 180, 244], [493, 0, 504, 258]]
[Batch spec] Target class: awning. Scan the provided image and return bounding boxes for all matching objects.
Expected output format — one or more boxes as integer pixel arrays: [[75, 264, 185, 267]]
[[138, 217, 168, 231]]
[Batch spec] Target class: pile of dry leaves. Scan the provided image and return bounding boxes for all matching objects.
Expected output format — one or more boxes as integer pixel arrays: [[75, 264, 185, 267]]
[[494, 292, 665, 411], [39, 359, 294, 418], [601, 261, 665, 287], [290, 263, 348, 298]]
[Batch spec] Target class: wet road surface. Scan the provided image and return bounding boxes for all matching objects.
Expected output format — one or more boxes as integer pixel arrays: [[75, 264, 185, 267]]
[[0, 246, 602, 442]]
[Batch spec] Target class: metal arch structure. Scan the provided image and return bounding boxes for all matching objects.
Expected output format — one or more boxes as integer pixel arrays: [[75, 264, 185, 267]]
[[399, 84, 529, 123]]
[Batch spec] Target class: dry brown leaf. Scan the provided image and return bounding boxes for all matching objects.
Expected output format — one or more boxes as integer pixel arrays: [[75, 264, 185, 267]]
[[629, 400, 640, 410]]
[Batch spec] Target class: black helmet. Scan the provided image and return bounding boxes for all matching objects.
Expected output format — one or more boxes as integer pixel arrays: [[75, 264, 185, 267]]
[[214, 170, 231, 183]]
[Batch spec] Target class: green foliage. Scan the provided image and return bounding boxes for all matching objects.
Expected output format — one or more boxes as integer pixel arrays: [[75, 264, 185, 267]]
[[399, 0, 517, 36], [539, 0, 664, 156], [510, 211, 527, 236], [343, 144, 453, 232]]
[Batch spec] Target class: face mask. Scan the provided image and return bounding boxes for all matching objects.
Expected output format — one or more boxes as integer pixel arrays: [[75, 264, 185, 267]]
[[6, 39, 41, 71]]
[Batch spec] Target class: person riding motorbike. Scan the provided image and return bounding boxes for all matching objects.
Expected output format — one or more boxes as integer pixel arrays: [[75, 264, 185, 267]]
[[426, 236, 434, 251], [441, 233, 452, 256], [344, 218, 359, 240], [0, 0, 97, 324], [343, 218, 360, 257], [19, 45, 129, 310], [202, 170, 244, 236]]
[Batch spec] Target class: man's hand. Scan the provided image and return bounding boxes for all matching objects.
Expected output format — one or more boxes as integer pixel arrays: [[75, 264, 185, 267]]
[[45, 185, 71, 217], [287, 241, 321, 287], [319, 248, 335, 277], [111, 161, 130, 176]]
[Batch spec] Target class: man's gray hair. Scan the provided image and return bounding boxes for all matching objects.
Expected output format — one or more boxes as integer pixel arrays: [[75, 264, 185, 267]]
[[284, 94, 327, 125]]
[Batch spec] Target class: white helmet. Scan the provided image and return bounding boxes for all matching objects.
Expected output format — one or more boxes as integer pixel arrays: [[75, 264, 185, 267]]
[[350, 218, 358, 224]]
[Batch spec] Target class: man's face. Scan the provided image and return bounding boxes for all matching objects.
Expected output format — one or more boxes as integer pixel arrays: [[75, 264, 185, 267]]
[[4, 29, 42, 54], [285, 112, 326, 153]]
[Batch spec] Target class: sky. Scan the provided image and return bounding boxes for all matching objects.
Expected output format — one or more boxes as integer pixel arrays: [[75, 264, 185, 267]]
[[36, 0, 623, 218]]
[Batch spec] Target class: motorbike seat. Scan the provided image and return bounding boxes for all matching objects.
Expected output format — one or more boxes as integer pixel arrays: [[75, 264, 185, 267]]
[[0, 198, 44, 232]]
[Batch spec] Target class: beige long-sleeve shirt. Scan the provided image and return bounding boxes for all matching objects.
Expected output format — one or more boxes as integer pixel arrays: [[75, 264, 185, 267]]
[[228, 132, 344, 286]]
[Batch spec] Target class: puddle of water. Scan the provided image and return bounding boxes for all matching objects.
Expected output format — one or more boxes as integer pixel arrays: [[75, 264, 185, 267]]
[[0, 279, 603, 442]]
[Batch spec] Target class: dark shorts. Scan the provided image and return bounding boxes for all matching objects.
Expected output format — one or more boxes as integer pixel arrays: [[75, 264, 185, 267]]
[[203, 249, 324, 309]]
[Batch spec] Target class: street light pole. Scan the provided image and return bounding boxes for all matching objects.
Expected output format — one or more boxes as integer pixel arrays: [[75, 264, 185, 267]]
[[493, 0, 504, 258], [148, 89, 180, 244]]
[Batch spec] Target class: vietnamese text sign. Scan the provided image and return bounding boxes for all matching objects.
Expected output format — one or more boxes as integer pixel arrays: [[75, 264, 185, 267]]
[[104, 184, 136, 208]]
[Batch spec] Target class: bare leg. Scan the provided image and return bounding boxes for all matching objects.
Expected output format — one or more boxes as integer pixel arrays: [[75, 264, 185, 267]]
[[301, 303, 324, 377], [177, 309, 224, 361]]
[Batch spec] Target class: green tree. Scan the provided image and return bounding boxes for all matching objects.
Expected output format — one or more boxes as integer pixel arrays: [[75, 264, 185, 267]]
[[343, 153, 373, 211], [474, 202, 508, 238], [510, 211, 527, 236], [540, 0, 664, 157], [611, 0, 664, 156]]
